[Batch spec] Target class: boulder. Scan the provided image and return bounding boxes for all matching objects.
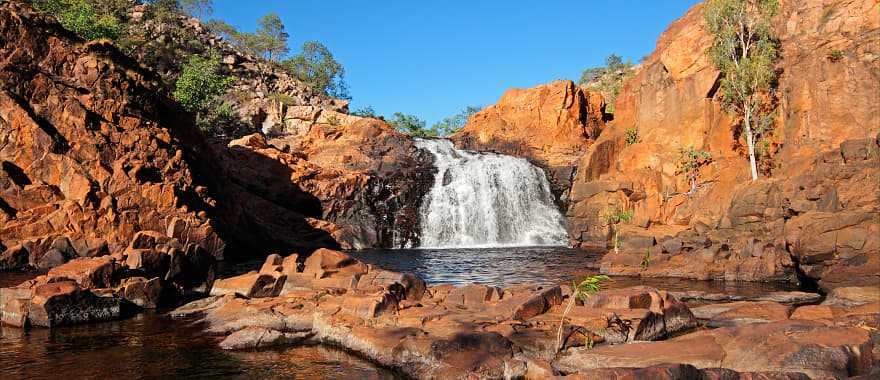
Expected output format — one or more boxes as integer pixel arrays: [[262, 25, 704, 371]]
[[219, 326, 309, 350], [118, 277, 165, 309], [47, 256, 121, 289], [26, 281, 122, 327], [691, 301, 791, 327], [210, 272, 286, 298]]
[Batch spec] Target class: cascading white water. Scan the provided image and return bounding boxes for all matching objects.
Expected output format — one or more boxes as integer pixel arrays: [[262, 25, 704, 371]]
[[415, 138, 568, 249]]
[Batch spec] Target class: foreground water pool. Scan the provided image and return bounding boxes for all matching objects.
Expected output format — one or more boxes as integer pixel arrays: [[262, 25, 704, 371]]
[[0, 247, 801, 379]]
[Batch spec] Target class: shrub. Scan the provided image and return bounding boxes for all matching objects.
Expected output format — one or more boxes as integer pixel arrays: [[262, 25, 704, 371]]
[[32, 0, 122, 41], [350, 106, 379, 118], [579, 54, 636, 114], [556, 275, 610, 352], [827, 50, 845, 62], [173, 53, 234, 124], [624, 127, 640, 145], [388, 112, 435, 138], [678, 146, 712, 194], [430, 106, 481, 137]]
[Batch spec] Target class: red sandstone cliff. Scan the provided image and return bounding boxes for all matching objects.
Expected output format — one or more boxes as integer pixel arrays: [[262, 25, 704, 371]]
[[459, 0, 880, 290], [0, 1, 432, 271], [451, 80, 606, 197]]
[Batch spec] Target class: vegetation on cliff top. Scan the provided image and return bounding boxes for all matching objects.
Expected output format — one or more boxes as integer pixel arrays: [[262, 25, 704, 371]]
[[578, 54, 637, 114], [705, 0, 780, 181], [387, 106, 481, 138]]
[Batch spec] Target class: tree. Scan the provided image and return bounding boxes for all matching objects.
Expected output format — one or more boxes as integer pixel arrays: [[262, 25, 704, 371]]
[[255, 13, 289, 61], [388, 112, 434, 138], [704, 0, 780, 181], [350, 106, 379, 118], [284, 41, 350, 99], [179, 0, 212, 19], [173, 53, 234, 120], [431, 106, 481, 136]]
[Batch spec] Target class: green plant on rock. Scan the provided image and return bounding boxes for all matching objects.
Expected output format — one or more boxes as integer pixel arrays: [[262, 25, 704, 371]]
[[677, 146, 712, 195], [350, 106, 379, 118], [704, 0, 781, 181], [173, 53, 234, 131], [624, 127, 640, 146], [32, 0, 122, 41], [326, 115, 341, 126], [388, 112, 435, 138], [430, 106, 482, 137], [603, 205, 634, 254], [556, 274, 611, 352], [579, 54, 636, 114], [640, 250, 651, 270], [283, 41, 350, 99], [827, 50, 845, 62]]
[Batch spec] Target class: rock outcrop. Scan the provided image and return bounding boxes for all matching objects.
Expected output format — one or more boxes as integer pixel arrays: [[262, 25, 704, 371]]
[[567, 0, 880, 290], [453, 0, 879, 290], [0, 1, 225, 269], [0, 1, 434, 271], [176, 250, 879, 379], [451, 80, 606, 199]]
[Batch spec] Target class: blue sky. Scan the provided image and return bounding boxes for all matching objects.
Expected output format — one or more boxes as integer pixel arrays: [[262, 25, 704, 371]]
[[213, 0, 701, 125]]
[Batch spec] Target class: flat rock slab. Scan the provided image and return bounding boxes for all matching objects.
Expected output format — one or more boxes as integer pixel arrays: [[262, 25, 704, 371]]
[[555, 319, 874, 379]]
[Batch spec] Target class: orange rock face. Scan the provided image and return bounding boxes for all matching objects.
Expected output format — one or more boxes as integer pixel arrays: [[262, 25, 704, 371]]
[[0, 3, 224, 267], [563, 0, 879, 289], [451, 80, 606, 195]]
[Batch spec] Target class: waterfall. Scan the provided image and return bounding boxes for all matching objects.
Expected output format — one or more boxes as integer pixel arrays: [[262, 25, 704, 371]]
[[414, 139, 568, 249]]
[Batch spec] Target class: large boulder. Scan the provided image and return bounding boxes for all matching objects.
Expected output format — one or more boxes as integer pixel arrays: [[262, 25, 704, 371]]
[[26, 281, 122, 328]]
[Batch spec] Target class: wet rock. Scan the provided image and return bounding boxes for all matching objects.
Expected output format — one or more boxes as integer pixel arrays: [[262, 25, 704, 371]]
[[0, 286, 32, 327], [670, 290, 822, 306], [27, 281, 122, 327], [118, 277, 165, 309], [47, 256, 121, 289], [219, 326, 309, 350]]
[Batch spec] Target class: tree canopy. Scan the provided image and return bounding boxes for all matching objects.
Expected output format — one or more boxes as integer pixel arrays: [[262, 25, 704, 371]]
[[283, 41, 350, 100], [704, 0, 780, 180]]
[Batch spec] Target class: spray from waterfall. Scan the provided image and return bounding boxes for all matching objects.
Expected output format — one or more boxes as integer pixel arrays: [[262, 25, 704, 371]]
[[414, 139, 568, 249]]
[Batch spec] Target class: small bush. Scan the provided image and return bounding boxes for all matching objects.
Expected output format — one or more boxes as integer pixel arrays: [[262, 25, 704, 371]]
[[603, 205, 634, 225], [173, 53, 234, 113], [33, 0, 122, 41], [350, 106, 379, 118], [640, 250, 651, 270], [827, 50, 845, 62], [624, 127, 640, 145], [678, 145, 712, 193]]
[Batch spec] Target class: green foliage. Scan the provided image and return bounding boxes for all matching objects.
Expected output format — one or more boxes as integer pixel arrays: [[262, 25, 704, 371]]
[[704, 0, 780, 180], [173, 53, 234, 115], [32, 0, 122, 40], [827, 50, 845, 62], [556, 275, 611, 351], [325, 115, 341, 126], [430, 106, 481, 137], [388, 112, 435, 137], [678, 145, 712, 193], [205, 12, 289, 62], [603, 205, 634, 225], [350, 106, 379, 118], [283, 41, 349, 99], [579, 54, 636, 114], [624, 127, 640, 146], [640, 250, 651, 270]]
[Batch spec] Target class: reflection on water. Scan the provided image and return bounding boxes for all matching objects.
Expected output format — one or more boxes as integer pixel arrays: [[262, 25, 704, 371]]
[[0, 311, 397, 380], [350, 247, 802, 296], [0, 246, 800, 379]]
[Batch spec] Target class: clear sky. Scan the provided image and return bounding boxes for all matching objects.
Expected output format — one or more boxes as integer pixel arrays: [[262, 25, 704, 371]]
[[212, 0, 702, 125]]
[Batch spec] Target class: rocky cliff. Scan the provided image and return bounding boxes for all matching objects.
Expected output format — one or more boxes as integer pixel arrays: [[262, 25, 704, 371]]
[[451, 80, 606, 199], [0, 1, 433, 272], [459, 0, 880, 291]]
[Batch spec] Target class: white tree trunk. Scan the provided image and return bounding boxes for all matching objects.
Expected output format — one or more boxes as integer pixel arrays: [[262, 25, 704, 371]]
[[744, 108, 759, 181]]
